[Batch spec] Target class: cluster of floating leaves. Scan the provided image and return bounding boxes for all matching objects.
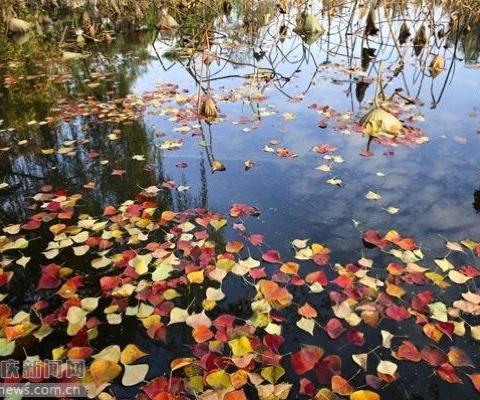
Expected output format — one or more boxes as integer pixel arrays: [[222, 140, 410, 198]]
[[1, 186, 480, 399]]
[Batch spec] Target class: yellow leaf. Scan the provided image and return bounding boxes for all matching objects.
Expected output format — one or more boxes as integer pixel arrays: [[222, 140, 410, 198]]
[[163, 289, 180, 300], [92, 345, 121, 363], [90, 359, 122, 385], [206, 370, 232, 389], [425, 272, 450, 288], [471, 325, 480, 340], [187, 270, 204, 284], [428, 302, 448, 322], [434, 258, 454, 272], [210, 219, 227, 231], [189, 375, 204, 392], [171, 357, 194, 371], [229, 337, 253, 357], [129, 253, 152, 275], [121, 344, 147, 365], [91, 256, 111, 269], [350, 390, 380, 400], [385, 282, 405, 298], [261, 366, 285, 384]]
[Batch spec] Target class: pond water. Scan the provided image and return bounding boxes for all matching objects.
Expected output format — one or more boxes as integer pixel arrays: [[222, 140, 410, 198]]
[[1, 2, 480, 400]]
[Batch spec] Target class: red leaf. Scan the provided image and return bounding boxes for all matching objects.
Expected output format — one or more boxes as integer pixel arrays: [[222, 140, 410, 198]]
[[411, 291, 433, 312], [461, 264, 480, 278], [262, 250, 281, 264], [313, 143, 336, 154], [346, 330, 365, 347], [362, 230, 389, 250], [325, 318, 345, 339], [248, 234, 264, 246], [385, 305, 410, 321], [365, 374, 383, 390], [291, 346, 324, 375], [394, 341, 421, 362], [421, 346, 448, 366], [38, 264, 61, 289], [249, 268, 266, 280], [435, 322, 454, 340], [263, 334, 284, 352], [314, 355, 342, 384], [299, 378, 317, 396], [305, 271, 328, 286], [230, 203, 259, 218], [436, 363, 462, 384]]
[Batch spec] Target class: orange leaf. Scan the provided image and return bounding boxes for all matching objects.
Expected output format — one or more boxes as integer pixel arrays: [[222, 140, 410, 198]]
[[192, 325, 214, 343], [280, 262, 300, 275], [90, 359, 122, 385], [224, 389, 247, 400], [67, 347, 93, 360], [468, 373, 480, 392], [331, 375, 353, 396], [447, 347, 474, 367], [259, 280, 293, 309], [393, 341, 421, 362], [298, 303, 318, 318], [226, 241, 244, 253]]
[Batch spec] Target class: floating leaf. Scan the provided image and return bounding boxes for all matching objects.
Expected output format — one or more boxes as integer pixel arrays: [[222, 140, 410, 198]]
[[261, 366, 285, 384], [350, 390, 380, 400], [122, 364, 149, 386], [121, 344, 147, 365], [90, 359, 122, 385]]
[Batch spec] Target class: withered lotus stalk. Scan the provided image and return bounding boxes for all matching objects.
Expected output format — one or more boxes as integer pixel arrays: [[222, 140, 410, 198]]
[[200, 95, 218, 119], [360, 63, 402, 138]]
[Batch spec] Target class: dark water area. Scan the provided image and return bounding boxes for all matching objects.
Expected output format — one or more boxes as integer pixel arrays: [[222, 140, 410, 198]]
[[1, 2, 480, 399]]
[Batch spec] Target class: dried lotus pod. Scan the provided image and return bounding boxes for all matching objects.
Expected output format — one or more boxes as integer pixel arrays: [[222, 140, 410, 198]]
[[360, 62, 402, 138], [7, 18, 31, 34], [157, 9, 179, 30], [398, 22, 410, 45], [413, 24, 427, 56], [211, 161, 226, 172], [360, 107, 402, 137], [429, 55, 444, 78], [297, 13, 325, 34], [200, 95, 218, 119]]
